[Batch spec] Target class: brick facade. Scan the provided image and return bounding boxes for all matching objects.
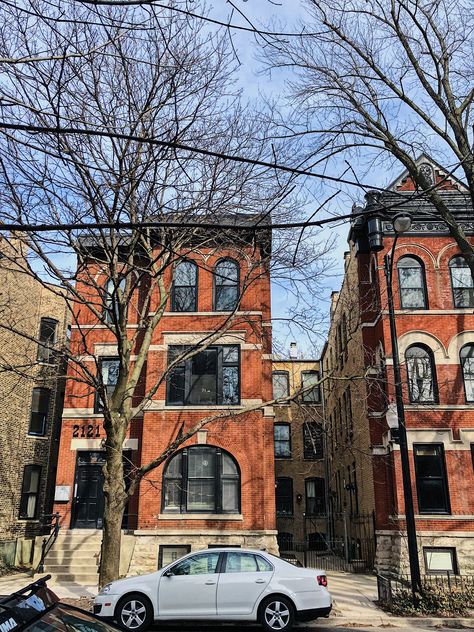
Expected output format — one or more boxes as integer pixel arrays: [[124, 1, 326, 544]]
[[52, 235, 278, 574], [324, 157, 474, 575], [0, 237, 69, 566], [272, 359, 325, 553]]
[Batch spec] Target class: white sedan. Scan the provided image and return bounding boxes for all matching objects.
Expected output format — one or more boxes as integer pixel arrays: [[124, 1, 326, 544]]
[[93, 548, 331, 632]]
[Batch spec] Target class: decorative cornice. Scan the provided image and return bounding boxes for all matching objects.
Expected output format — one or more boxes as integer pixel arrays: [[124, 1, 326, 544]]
[[383, 220, 474, 234]]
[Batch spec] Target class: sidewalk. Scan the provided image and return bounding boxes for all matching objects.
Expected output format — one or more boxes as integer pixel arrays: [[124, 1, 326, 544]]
[[323, 570, 474, 628], [0, 571, 97, 599]]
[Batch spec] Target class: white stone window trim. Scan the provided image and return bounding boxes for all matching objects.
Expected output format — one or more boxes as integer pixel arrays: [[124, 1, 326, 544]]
[[157, 513, 243, 521]]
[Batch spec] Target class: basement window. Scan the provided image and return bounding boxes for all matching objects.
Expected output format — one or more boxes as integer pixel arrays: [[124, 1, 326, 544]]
[[158, 544, 191, 569], [424, 547, 458, 575]]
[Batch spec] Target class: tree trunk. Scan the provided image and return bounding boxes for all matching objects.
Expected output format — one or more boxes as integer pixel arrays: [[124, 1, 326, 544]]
[[99, 431, 128, 587]]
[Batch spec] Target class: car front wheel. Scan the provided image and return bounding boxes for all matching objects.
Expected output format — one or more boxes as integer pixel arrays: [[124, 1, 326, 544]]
[[115, 593, 153, 632], [259, 595, 294, 632]]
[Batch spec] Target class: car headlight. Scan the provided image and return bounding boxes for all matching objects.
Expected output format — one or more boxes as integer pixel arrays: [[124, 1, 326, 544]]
[[99, 583, 113, 595]]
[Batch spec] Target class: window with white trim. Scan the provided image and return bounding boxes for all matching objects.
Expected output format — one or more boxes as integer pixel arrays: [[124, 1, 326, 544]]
[[406, 345, 437, 403], [460, 344, 474, 402], [449, 256, 474, 308]]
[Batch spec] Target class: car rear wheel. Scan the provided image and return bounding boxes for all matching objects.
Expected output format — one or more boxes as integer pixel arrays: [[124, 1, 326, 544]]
[[115, 593, 153, 632], [259, 595, 294, 632]]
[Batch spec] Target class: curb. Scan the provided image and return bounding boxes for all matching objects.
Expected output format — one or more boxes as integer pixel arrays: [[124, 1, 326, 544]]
[[307, 616, 474, 628]]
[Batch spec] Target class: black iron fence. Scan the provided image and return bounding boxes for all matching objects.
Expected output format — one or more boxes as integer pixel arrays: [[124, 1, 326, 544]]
[[278, 511, 376, 572], [279, 536, 376, 573], [377, 573, 474, 608]]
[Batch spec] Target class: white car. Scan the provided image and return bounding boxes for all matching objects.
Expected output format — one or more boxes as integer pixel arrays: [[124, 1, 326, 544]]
[[93, 548, 332, 632]]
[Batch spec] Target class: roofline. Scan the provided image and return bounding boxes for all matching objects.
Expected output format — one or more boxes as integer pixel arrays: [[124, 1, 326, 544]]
[[386, 153, 469, 192]]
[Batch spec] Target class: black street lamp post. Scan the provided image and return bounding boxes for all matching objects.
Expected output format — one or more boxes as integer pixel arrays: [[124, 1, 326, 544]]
[[383, 213, 422, 601]]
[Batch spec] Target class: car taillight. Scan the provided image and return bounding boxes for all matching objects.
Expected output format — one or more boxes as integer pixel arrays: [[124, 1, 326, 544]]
[[317, 575, 328, 587]]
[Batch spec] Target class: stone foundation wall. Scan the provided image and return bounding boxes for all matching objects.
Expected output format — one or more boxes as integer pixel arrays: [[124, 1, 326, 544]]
[[376, 530, 474, 575], [127, 530, 279, 576]]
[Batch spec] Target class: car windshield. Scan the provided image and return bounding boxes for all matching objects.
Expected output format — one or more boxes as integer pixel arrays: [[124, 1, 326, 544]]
[[26, 606, 118, 632]]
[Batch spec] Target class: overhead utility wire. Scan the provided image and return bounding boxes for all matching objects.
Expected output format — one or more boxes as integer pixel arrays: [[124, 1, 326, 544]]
[[0, 207, 444, 234], [0, 121, 440, 199], [76, 0, 322, 37]]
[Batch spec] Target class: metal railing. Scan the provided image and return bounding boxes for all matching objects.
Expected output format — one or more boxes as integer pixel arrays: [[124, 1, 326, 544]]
[[36, 513, 60, 574], [279, 537, 376, 573], [377, 573, 474, 608]]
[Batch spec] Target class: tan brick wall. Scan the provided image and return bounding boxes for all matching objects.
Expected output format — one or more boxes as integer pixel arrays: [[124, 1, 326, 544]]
[[321, 248, 376, 543], [0, 239, 69, 552], [272, 360, 326, 546]]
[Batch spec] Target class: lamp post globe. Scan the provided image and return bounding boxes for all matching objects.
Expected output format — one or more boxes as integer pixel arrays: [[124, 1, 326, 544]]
[[393, 213, 413, 234]]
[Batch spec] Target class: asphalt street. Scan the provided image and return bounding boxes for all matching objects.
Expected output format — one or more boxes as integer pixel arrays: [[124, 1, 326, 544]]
[[149, 626, 471, 632]]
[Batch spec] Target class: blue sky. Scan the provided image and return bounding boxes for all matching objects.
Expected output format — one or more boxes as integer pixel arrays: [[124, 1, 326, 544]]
[[207, 0, 362, 355]]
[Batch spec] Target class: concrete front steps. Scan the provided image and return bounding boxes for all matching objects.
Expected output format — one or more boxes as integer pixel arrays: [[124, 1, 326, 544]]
[[36, 530, 102, 587]]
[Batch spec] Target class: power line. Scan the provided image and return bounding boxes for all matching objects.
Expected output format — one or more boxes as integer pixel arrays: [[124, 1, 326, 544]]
[[0, 121, 420, 197], [0, 206, 444, 234]]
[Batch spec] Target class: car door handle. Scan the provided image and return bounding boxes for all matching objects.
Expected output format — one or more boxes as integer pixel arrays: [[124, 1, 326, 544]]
[[255, 579, 266, 584], [205, 580, 216, 585]]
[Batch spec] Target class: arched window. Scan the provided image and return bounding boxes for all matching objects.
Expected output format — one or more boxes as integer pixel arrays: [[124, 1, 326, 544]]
[[460, 344, 474, 403], [397, 256, 427, 309], [172, 260, 198, 312], [104, 277, 126, 324], [214, 259, 239, 311], [162, 446, 240, 514], [449, 256, 474, 308], [405, 345, 437, 403]]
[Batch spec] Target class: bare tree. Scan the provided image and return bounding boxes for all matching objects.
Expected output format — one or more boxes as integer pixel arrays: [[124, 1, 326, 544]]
[[0, 1, 332, 584], [261, 0, 474, 272]]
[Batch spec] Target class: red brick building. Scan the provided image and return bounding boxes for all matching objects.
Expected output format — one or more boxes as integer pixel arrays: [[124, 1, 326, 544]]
[[50, 225, 278, 576], [324, 156, 474, 575]]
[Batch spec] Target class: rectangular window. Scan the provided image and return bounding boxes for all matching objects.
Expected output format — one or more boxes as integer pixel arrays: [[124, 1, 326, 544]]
[[167, 345, 239, 406], [301, 371, 321, 403], [272, 371, 289, 400], [19, 465, 41, 519], [95, 357, 120, 412], [424, 547, 458, 575], [158, 545, 191, 569], [414, 444, 450, 514], [305, 478, 325, 515], [28, 388, 50, 436], [274, 423, 291, 458], [276, 477, 293, 516], [344, 387, 353, 439], [303, 422, 323, 460], [37, 318, 58, 363]]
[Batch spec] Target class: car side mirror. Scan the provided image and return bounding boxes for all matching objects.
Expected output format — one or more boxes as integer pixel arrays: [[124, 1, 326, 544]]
[[163, 570, 173, 577]]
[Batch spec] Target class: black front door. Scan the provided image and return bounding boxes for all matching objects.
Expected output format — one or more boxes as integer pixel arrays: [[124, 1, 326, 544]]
[[72, 452, 105, 528]]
